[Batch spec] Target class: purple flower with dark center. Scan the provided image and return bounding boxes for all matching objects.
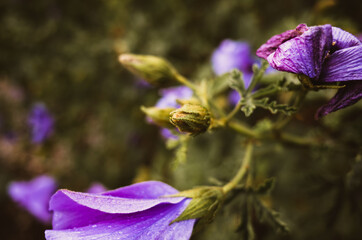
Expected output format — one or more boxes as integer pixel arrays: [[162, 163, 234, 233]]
[[256, 24, 362, 118], [8, 175, 57, 223], [212, 40, 255, 87], [45, 181, 195, 240], [28, 103, 54, 143]]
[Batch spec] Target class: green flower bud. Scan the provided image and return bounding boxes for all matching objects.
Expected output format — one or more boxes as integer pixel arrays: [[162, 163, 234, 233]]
[[170, 104, 211, 135], [118, 54, 178, 86], [140, 106, 175, 128], [168, 186, 224, 231]]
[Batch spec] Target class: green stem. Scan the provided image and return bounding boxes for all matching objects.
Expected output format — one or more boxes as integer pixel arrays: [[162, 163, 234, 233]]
[[227, 121, 260, 138], [220, 100, 244, 124], [174, 73, 197, 91], [245, 60, 269, 95], [223, 142, 253, 194]]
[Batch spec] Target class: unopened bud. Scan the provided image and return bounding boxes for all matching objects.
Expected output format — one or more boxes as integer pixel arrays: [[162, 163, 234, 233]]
[[170, 104, 211, 135], [119, 54, 178, 86], [141, 106, 175, 128]]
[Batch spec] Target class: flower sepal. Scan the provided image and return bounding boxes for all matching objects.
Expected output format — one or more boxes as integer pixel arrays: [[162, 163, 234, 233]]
[[141, 106, 176, 128], [119, 53, 179, 86], [167, 186, 224, 231]]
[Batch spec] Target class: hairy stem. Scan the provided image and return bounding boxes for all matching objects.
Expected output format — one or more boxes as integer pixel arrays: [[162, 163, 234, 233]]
[[223, 142, 253, 194]]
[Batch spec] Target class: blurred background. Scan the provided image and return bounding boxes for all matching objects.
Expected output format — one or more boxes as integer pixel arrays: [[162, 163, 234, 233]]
[[0, 0, 361, 239]]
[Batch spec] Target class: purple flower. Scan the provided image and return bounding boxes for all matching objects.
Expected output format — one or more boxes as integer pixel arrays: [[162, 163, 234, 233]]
[[45, 181, 195, 240], [28, 103, 54, 143], [257, 24, 362, 118], [156, 86, 193, 108], [8, 175, 57, 223], [212, 40, 255, 87], [86, 182, 107, 194]]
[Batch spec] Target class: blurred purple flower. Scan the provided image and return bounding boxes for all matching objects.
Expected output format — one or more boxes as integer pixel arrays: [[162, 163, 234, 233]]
[[86, 182, 107, 194], [28, 103, 54, 143], [45, 181, 195, 240], [156, 86, 193, 108], [160, 128, 178, 140], [212, 40, 254, 87], [154, 86, 192, 140], [257, 24, 362, 118], [8, 175, 107, 224], [228, 90, 241, 106], [8, 175, 57, 223]]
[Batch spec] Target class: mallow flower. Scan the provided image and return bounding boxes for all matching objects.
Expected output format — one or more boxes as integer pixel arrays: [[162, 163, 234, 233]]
[[256, 23, 362, 118], [8, 175, 57, 223], [28, 103, 54, 143], [8, 175, 107, 224], [45, 181, 195, 240]]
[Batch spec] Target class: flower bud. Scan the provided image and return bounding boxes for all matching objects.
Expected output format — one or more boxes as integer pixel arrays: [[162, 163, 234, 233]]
[[170, 104, 211, 135], [118, 54, 178, 86], [140, 106, 175, 128]]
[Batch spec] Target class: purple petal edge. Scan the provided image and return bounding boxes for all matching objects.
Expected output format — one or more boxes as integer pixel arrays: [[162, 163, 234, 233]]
[[256, 24, 308, 59], [316, 81, 362, 119]]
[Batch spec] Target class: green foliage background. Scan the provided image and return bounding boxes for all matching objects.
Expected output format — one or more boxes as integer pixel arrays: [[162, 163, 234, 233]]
[[0, 0, 361, 239]]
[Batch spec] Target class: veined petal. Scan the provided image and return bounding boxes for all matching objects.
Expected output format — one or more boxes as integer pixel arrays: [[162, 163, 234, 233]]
[[46, 199, 195, 240], [332, 27, 361, 50], [103, 181, 178, 199], [320, 45, 362, 82], [316, 81, 362, 118], [267, 25, 333, 79], [256, 24, 308, 59], [50, 188, 185, 230]]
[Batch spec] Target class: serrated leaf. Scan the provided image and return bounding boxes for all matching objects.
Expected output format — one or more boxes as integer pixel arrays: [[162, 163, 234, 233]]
[[228, 69, 246, 94], [254, 98, 297, 115], [253, 197, 290, 234], [240, 97, 256, 117]]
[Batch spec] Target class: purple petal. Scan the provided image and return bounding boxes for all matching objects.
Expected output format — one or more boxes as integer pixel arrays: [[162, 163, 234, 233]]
[[320, 45, 362, 82], [46, 181, 196, 240], [316, 81, 362, 118], [211, 40, 254, 76], [86, 183, 107, 194], [103, 181, 179, 199], [331, 27, 361, 50], [8, 175, 57, 223], [45, 199, 194, 240], [256, 24, 309, 59], [50, 182, 184, 230], [267, 25, 333, 79], [156, 86, 193, 108]]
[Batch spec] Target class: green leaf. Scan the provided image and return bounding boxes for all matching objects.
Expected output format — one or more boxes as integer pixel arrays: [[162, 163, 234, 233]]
[[254, 98, 297, 115], [240, 97, 256, 117], [228, 69, 245, 95]]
